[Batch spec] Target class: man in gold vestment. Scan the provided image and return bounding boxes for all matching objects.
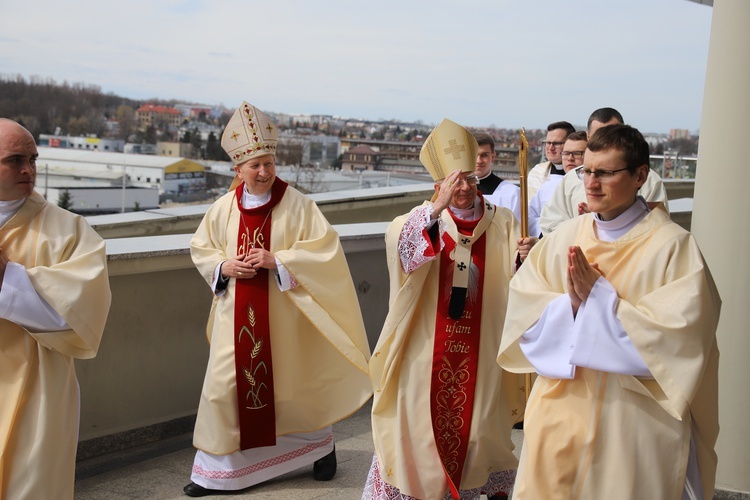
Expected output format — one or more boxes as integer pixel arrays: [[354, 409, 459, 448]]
[[499, 124, 720, 500], [365, 119, 532, 500], [186, 102, 372, 497], [0, 119, 111, 499]]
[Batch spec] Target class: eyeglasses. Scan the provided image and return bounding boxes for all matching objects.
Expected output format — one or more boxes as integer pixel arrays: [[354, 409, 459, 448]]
[[561, 151, 585, 159], [543, 141, 565, 148], [577, 167, 631, 181], [447, 174, 479, 187], [458, 174, 479, 186]]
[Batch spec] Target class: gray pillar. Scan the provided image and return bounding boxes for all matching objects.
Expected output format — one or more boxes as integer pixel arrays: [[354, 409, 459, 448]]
[[692, 0, 750, 494]]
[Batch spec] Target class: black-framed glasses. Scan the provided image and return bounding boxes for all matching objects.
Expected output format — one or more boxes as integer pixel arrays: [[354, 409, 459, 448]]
[[543, 141, 565, 148], [561, 151, 585, 159], [577, 167, 630, 181]]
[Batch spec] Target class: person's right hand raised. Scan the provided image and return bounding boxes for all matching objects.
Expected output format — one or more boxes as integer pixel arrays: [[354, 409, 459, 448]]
[[431, 170, 463, 217]]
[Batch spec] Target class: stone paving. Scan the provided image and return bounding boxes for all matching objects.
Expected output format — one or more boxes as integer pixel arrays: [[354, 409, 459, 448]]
[[74, 400, 524, 500]]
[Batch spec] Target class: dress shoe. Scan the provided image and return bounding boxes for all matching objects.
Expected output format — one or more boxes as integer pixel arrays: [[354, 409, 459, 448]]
[[313, 447, 337, 481], [183, 482, 227, 497], [488, 495, 508, 500]]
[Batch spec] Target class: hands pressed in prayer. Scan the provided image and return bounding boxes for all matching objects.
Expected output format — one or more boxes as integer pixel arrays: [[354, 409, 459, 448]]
[[577, 202, 590, 215], [567, 245, 603, 315], [517, 237, 538, 262]]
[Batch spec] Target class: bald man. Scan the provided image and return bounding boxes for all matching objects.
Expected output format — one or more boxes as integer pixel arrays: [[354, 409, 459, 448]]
[[0, 118, 111, 499]]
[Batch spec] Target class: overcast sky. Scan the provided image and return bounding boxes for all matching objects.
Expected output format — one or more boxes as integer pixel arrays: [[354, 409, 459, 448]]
[[0, 0, 713, 134]]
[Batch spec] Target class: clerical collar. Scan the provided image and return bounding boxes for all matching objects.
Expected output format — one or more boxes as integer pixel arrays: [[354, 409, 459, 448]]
[[477, 172, 501, 195], [594, 196, 650, 242], [0, 198, 26, 227], [241, 189, 271, 209], [448, 197, 482, 221], [550, 163, 565, 176]]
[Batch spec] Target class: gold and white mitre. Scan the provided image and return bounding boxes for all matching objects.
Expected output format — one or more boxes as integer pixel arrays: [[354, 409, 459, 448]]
[[221, 101, 278, 165], [420, 118, 478, 181]]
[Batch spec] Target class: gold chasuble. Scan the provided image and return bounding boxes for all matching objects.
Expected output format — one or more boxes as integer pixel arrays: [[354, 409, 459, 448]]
[[0, 192, 111, 500], [498, 206, 721, 500], [190, 180, 372, 456], [371, 200, 522, 500]]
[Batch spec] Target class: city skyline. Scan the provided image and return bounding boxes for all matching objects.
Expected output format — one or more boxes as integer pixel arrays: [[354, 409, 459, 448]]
[[1, 0, 712, 134]]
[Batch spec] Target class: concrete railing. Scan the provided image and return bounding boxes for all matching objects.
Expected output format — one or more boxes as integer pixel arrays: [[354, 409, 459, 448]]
[[87, 184, 435, 239]]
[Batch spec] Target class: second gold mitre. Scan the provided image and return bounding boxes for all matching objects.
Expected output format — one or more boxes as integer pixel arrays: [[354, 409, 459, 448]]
[[419, 118, 478, 181]]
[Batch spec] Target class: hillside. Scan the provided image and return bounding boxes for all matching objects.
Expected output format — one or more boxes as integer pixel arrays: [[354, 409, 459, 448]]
[[0, 74, 169, 140]]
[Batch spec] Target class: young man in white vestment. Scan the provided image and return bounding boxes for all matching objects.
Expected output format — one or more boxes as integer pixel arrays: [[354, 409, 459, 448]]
[[473, 132, 521, 221], [528, 130, 587, 237], [186, 102, 372, 497], [0, 119, 112, 500], [526, 120, 576, 200], [365, 119, 534, 500], [499, 124, 721, 500]]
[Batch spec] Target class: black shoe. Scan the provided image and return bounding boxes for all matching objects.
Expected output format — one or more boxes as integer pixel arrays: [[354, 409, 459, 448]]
[[512, 420, 524, 430], [313, 447, 337, 481], [183, 482, 226, 497], [488, 495, 508, 500]]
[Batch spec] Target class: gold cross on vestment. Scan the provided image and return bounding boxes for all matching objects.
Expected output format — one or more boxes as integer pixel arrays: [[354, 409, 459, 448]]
[[444, 139, 466, 159], [266, 123, 274, 132], [230, 130, 240, 141]]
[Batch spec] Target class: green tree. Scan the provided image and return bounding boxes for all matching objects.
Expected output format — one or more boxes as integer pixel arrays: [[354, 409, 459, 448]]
[[116, 105, 136, 140], [332, 154, 343, 170], [67, 116, 91, 136], [57, 189, 73, 211], [206, 132, 228, 161], [190, 127, 203, 157]]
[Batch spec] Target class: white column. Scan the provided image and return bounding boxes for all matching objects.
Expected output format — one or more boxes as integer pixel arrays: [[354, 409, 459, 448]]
[[691, 0, 750, 493]]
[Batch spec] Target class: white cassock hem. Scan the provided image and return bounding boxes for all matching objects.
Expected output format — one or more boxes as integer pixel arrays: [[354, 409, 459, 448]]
[[190, 427, 334, 491]]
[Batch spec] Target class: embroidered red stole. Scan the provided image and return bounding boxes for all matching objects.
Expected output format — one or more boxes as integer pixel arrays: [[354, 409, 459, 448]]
[[430, 209, 488, 499], [233, 179, 288, 450]]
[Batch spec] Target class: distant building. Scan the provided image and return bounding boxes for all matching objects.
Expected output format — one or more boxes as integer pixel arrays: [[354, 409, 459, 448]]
[[275, 134, 340, 168], [124, 143, 158, 155], [307, 135, 340, 167], [136, 104, 182, 129], [177, 121, 222, 142], [39, 134, 124, 152], [174, 103, 214, 119], [342, 145, 379, 172], [157, 141, 194, 158], [36, 147, 206, 197], [670, 128, 692, 140], [340, 137, 518, 177], [163, 161, 207, 200]]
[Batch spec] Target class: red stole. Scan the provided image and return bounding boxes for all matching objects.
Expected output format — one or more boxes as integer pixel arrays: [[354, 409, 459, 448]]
[[430, 211, 487, 498], [233, 179, 288, 450]]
